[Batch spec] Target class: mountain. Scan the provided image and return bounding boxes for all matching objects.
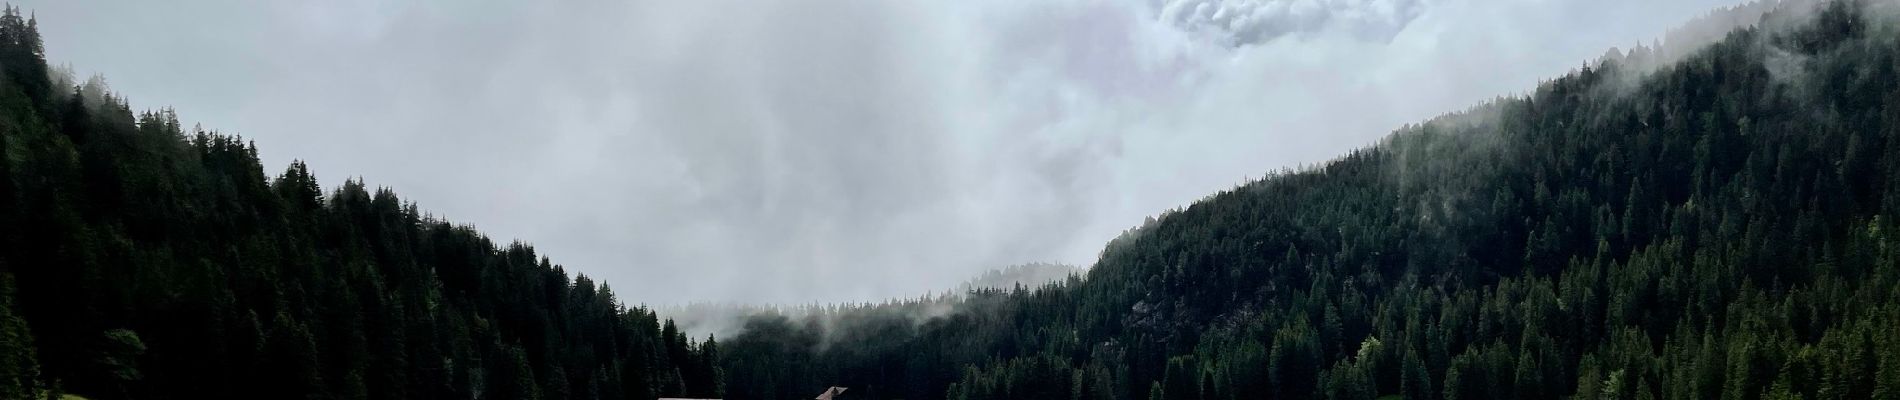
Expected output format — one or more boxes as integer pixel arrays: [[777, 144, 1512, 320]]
[[0, 7, 723, 400], [716, 1, 1900, 399], [4, 1, 1900, 400]]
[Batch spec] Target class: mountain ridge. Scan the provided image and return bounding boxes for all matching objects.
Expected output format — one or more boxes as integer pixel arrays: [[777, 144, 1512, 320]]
[[2, 0, 1899, 399], [716, 1, 1900, 399], [0, 6, 726, 399]]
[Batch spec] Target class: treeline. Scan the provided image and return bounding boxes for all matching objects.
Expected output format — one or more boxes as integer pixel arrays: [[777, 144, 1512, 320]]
[[959, 263, 1080, 293], [720, 1, 1900, 399], [0, 6, 720, 400]]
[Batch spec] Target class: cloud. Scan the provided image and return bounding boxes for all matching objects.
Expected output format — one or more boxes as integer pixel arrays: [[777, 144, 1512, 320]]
[[19, 0, 1748, 304], [1156, 0, 1429, 45]]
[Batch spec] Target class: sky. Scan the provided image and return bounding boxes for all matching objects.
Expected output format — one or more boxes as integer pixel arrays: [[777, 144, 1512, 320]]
[[20, 0, 1747, 305]]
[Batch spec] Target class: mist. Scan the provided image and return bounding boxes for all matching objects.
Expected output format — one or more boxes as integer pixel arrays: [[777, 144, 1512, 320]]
[[18, 0, 1747, 305]]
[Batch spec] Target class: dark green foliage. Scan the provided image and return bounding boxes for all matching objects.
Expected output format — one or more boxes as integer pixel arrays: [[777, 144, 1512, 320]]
[[945, 354, 1074, 400], [0, 274, 37, 399], [90, 329, 144, 398], [1270, 319, 1322, 400], [721, 1, 1900, 399], [0, 8, 720, 400]]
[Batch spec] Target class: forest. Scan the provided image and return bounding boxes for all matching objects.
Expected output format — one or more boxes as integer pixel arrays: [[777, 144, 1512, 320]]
[[0, 6, 721, 400], [2, 0, 1899, 399]]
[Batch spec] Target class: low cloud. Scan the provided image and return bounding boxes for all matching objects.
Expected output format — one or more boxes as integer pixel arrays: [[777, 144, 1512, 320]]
[[21, 0, 1748, 304]]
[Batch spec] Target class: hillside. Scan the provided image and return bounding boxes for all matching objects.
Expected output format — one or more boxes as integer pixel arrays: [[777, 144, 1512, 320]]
[[717, 1, 1900, 399], [3, 1, 1900, 400], [0, 7, 722, 400]]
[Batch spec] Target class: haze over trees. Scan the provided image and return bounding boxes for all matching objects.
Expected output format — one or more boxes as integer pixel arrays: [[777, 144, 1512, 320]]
[[717, 1, 1900, 399], [0, 6, 720, 399], [2, 0, 1900, 400], [959, 263, 1081, 293]]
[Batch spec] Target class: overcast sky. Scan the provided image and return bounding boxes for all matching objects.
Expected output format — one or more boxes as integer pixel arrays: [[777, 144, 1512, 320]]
[[22, 0, 1744, 305]]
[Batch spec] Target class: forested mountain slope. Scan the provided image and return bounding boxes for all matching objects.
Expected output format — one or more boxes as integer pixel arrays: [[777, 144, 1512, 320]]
[[0, 7, 722, 400], [3, 0, 1899, 400], [720, 1, 1900, 399]]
